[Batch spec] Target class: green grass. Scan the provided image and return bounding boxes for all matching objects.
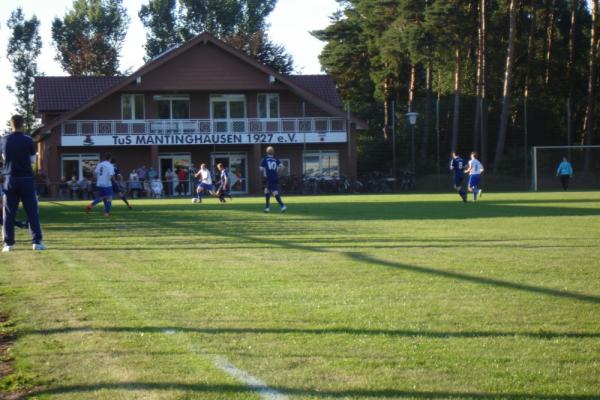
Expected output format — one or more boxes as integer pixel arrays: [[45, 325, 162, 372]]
[[1, 192, 600, 399]]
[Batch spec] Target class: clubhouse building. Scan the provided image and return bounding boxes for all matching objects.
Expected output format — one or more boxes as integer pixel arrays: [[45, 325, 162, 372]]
[[33, 32, 364, 195]]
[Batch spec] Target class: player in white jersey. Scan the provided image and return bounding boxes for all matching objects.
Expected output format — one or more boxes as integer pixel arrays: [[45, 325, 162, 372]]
[[85, 152, 115, 216], [192, 163, 214, 203], [464, 151, 484, 201]]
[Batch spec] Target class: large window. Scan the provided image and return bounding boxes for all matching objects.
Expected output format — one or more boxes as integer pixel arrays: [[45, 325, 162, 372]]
[[303, 151, 339, 178], [154, 95, 190, 119], [257, 93, 279, 118], [210, 94, 246, 132], [121, 94, 145, 120], [62, 154, 100, 180]]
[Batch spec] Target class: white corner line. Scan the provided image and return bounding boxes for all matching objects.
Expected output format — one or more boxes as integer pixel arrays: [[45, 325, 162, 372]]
[[213, 356, 289, 400]]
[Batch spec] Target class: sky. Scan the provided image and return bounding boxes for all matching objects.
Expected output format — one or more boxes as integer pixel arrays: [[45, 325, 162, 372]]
[[0, 0, 340, 127]]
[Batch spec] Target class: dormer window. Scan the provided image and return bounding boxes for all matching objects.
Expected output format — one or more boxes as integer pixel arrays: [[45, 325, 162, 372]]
[[121, 94, 145, 120]]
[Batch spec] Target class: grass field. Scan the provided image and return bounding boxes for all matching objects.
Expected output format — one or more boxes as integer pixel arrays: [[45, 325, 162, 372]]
[[1, 192, 600, 400]]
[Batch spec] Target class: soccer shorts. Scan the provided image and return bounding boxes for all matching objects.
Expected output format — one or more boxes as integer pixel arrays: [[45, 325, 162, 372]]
[[197, 183, 214, 191], [98, 186, 114, 198], [468, 174, 481, 188], [453, 174, 464, 187], [265, 180, 279, 193]]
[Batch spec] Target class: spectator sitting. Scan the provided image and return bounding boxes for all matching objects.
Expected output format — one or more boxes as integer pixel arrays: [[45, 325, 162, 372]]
[[68, 175, 80, 199], [78, 176, 90, 199]]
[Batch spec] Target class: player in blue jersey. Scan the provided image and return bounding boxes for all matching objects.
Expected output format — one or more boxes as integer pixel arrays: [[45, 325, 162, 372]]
[[450, 152, 467, 202], [111, 157, 132, 209], [259, 146, 286, 213], [464, 151, 484, 201], [215, 163, 233, 203], [85, 152, 115, 216], [192, 163, 214, 203]]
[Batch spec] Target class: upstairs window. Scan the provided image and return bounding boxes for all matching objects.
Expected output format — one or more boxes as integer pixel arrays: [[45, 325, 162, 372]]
[[257, 93, 279, 119], [154, 95, 190, 119], [121, 94, 145, 120]]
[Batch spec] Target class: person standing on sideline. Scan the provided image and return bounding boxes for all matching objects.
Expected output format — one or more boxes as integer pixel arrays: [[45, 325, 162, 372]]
[[85, 153, 115, 216], [450, 151, 467, 202], [111, 157, 132, 209], [1, 115, 45, 251], [556, 156, 573, 190], [259, 146, 286, 213], [464, 151, 484, 202]]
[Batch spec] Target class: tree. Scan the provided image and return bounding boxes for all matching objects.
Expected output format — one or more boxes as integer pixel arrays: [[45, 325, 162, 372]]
[[6, 8, 42, 133], [139, 0, 182, 60], [494, 0, 518, 171], [52, 0, 129, 76], [582, 0, 599, 170], [139, 0, 293, 73]]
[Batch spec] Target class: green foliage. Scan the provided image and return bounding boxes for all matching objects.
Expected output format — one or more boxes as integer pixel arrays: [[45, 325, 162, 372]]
[[51, 0, 129, 76], [138, 0, 294, 73], [6, 7, 42, 133], [315, 0, 600, 175]]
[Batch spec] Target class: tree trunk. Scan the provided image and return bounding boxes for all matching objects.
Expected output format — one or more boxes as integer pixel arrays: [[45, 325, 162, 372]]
[[494, 0, 517, 172], [383, 77, 391, 140], [408, 64, 416, 112], [524, 1, 535, 183], [473, 0, 487, 152], [544, 0, 557, 85], [566, 0, 578, 152], [451, 47, 461, 152], [420, 65, 432, 164], [582, 0, 598, 171]]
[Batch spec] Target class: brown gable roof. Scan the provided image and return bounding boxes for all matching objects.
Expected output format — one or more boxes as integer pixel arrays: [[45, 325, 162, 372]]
[[34, 75, 341, 114], [35, 32, 365, 136], [287, 75, 343, 109], [35, 76, 125, 113]]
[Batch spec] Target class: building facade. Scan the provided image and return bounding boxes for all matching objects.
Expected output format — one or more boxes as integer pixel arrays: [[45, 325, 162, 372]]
[[34, 33, 364, 195]]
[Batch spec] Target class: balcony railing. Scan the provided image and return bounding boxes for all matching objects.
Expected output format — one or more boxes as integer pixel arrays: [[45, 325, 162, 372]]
[[62, 118, 347, 136]]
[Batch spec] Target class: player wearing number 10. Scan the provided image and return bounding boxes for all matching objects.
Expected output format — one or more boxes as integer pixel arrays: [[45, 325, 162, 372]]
[[260, 146, 287, 213]]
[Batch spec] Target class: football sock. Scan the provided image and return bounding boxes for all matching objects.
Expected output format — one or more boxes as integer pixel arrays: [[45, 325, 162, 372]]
[[104, 200, 112, 214], [91, 197, 102, 207], [473, 186, 478, 200], [265, 193, 271, 208], [275, 195, 284, 206], [121, 196, 130, 207]]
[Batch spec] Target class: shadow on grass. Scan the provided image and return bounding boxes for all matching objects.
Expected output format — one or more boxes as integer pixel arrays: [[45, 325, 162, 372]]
[[40, 197, 600, 222], [31, 382, 600, 399], [22, 325, 600, 340]]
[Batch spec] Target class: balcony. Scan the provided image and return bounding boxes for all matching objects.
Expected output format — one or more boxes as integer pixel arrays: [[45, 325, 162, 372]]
[[61, 118, 348, 147]]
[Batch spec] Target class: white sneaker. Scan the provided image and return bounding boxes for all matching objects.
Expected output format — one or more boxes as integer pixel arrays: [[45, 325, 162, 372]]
[[32, 243, 47, 251], [2, 245, 13, 252], [264, 208, 270, 213], [281, 205, 287, 213]]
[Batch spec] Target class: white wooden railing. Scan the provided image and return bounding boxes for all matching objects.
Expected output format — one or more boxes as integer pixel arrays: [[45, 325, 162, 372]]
[[62, 118, 347, 136]]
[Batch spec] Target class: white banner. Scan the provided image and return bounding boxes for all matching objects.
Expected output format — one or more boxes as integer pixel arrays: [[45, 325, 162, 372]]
[[61, 132, 347, 147]]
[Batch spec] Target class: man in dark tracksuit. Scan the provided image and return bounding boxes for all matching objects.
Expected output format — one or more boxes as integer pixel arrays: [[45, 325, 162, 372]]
[[1, 115, 45, 252]]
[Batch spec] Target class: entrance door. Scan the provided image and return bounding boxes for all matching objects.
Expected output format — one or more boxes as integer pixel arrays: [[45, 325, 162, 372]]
[[159, 153, 192, 196], [211, 152, 248, 194]]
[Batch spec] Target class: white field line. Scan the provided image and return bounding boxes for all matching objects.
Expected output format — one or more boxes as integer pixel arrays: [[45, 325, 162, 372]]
[[58, 257, 288, 400], [213, 355, 288, 400]]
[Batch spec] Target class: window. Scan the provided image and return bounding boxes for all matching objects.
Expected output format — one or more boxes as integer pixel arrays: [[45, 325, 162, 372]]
[[257, 93, 279, 118], [121, 94, 144, 120], [303, 151, 339, 178], [154, 95, 190, 119], [210, 95, 246, 133], [61, 154, 100, 180]]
